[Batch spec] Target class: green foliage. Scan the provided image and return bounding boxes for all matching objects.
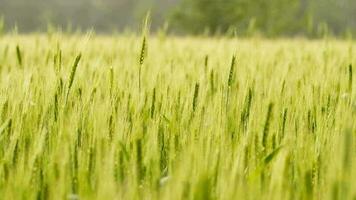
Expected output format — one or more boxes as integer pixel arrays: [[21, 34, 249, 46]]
[[0, 17, 4, 35], [0, 0, 355, 36], [171, 0, 356, 36], [171, 0, 305, 35]]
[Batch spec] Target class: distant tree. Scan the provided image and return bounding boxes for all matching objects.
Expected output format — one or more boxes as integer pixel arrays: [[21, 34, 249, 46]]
[[170, 0, 243, 34], [170, 0, 355, 36]]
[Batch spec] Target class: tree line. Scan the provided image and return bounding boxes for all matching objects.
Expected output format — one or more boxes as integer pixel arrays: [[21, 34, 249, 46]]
[[0, 0, 355, 37]]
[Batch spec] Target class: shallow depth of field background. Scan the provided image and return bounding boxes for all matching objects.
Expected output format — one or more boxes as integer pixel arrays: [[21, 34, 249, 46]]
[[0, 0, 355, 36], [0, 1, 355, 200]]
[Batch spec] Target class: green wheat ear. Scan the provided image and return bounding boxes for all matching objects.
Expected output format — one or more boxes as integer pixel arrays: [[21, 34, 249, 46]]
[[204, 55, 209, 72], [193, 83, 200, 112], [0, 118, 11, 135], [226, 55, 236, 108], [241, 88, 253, 130], [209, 69, 215, 93], [54, 46, 62, 75], [228, 55, 236, 87], [348, 64, 353, 93], [65, 54, 82, 104], [138, 12, 150, 92], [16, 45, 22, 67], [109, 66, 114, 97], [139, 36, 147, 66], [151, 88, 156, 119], [262, 102, 274, 150], [136, 139, 143, 182]]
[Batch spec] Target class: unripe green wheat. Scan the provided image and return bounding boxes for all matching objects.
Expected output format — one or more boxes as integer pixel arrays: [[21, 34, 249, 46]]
[[65, 54, 82, 103], [16, 45, 22, 67], [348, 64, 353, 93], [193, 83, 200, 112], [262, 103, 274, 149]]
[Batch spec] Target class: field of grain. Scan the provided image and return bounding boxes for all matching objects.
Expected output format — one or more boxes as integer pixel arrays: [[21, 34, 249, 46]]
[[0, 34, 355, 200]]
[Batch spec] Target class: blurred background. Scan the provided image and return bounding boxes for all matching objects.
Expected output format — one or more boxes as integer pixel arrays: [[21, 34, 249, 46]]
[[0, 0, 355, 37]]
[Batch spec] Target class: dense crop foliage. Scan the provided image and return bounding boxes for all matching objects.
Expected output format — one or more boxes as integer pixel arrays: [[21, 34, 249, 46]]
[[0, 34, 355, 200]]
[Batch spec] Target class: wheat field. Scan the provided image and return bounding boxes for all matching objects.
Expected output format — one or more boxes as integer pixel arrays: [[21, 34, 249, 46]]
[[0, 33, 355, 200]]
